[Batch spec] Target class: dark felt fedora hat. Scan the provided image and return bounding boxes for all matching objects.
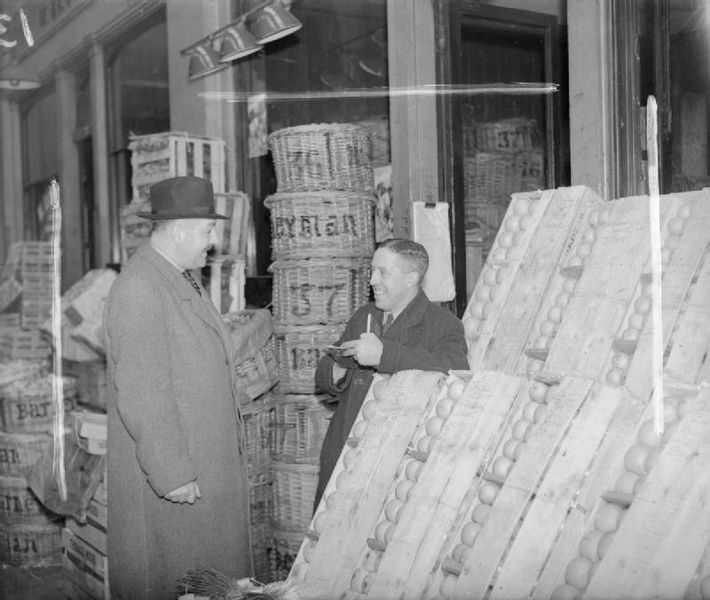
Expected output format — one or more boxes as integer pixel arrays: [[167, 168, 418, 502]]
[[137, 176, 228, 220]]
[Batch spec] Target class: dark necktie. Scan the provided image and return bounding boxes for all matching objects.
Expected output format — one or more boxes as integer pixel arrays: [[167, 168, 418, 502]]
[[382, 313, 394, 335], [182, 269, 202, 296]]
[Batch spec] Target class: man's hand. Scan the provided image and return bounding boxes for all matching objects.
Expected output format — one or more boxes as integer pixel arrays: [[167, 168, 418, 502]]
[[341, 333, 383, 367], [164, 481, 201, 504]]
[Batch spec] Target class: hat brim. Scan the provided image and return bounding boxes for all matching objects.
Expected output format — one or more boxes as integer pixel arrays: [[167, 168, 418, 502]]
[[136, 211, 230, 220]]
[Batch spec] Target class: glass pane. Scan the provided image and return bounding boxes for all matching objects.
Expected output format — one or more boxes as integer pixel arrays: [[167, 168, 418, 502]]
[[666, 1, 710, 193], [460, 19, 551, 300]]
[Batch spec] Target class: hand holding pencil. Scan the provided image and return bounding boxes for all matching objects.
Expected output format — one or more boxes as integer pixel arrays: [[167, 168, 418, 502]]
[[341, 311, 383, 367]]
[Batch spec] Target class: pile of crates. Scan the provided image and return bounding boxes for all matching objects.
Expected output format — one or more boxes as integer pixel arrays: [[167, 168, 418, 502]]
[[287, 186, 710, 600], [121, 131, 249, 314]]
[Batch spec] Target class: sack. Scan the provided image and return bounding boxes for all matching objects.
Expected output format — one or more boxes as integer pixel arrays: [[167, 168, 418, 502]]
[[26, 433, 105, 523], [411, 202, 456, 302]]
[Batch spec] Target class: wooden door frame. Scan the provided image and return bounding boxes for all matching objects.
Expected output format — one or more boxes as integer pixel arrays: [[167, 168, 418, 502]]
[[440, 1, 563, 316]]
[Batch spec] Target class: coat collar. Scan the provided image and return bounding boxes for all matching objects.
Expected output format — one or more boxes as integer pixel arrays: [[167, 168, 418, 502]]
[[134, 242, 233, 358], [379, 288, 430, 336], [135, 242, 196, 300]]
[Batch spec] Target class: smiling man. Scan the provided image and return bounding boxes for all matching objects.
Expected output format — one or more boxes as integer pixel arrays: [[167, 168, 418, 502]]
[[103, 176, 252, 599], [313, 238, 469, 509]]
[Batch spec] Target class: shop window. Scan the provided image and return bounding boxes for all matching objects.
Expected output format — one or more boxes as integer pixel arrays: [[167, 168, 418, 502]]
[[21, 89, 59, 241], [247, 0, 390, 275], [106, 13, 168, 261], [448, 4, 568, 305]]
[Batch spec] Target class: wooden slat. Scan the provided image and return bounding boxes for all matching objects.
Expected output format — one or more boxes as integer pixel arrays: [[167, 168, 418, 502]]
[[453, 378, 610, 598], [532, 387, 650, 599], [489, 382, 622, 600], [465, 189, 552, 368], [482, 187, 601, 373], [366, 371, 524, 600], [662, 206, 710, 388], [298, 370, 443, 592], [512, 187, 604, 376], [625, 192, 709, 399], [545, 196, 652, 379], [682, 539, 710, 600], [584, 390, 710, 599]]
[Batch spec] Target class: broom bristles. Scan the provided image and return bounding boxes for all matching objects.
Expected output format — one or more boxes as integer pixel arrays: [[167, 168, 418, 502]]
[[178, 568, 302, 600]]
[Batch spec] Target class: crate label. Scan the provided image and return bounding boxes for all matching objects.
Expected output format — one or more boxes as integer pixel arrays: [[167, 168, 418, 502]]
[[0, 446, 20, 467], [290, 346, 325, 370], [274, 214, 359, 240], [0, 490, 44, 517], [12, 399, 53, 422], [289, 283, 345, 318]]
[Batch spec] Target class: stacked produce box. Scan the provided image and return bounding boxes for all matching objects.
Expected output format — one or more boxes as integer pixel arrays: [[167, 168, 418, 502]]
[[265, 123, 376, 579], [287, 186, 710, 600], [62, 410, 109, 600]]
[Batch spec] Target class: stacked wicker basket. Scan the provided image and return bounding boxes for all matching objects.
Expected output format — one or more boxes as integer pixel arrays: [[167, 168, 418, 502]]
[[222, 309, 279, 583], [0, 361, 77, 568], [463, 118, 545, 253], [265, 123, 376, 579]]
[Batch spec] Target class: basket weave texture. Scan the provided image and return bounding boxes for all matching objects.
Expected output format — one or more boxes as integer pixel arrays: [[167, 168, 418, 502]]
[[270, 257, 371, 325], [265, 191, 375, 260], [272, 393, 332, 464], [273, 323, 346, 394], [464, 150, 544, 207], [269, 123, 373, 193], [271, 461, 319, 532], [241, 392, 275, 473]]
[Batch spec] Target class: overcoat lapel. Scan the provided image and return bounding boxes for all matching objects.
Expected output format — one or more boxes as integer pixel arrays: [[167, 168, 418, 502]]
[[138, 245, 232, 361]]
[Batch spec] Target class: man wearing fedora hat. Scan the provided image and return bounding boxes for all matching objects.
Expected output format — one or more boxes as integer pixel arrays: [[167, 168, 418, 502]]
[[103, 176, 252, 599]]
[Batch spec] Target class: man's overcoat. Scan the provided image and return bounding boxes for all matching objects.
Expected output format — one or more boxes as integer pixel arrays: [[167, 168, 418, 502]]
[[313, 290, 469, 506], [104, 243, 251, 600]]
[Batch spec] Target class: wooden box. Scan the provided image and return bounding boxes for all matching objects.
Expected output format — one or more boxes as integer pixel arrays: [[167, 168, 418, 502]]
[[128, 131, 226, 197]]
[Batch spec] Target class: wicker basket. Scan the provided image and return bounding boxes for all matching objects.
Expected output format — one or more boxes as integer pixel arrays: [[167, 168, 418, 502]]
[[0, 375, 77, 433], [265, 191, 375, 260], [270, 257, 371, 325], [273, 323, 346, 393], [269, 527, 305, 582], [0, 431, 53, 477], [241, 392, 275, 472], [0, 476, 61, 524], [268, 123, 373, 192], [271, 461, 319, 532], [472, 118, 539, 153], [464, 150, 544, 207], [248, 470, 273, 527], [272, 394, 332, 464], [250, 522, 274, 584], [0, 521, 63, 566]]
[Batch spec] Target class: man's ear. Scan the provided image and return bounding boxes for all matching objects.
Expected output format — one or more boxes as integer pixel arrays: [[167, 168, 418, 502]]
[[406, 270, 420, 288], [171, 222, 185, 244]]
